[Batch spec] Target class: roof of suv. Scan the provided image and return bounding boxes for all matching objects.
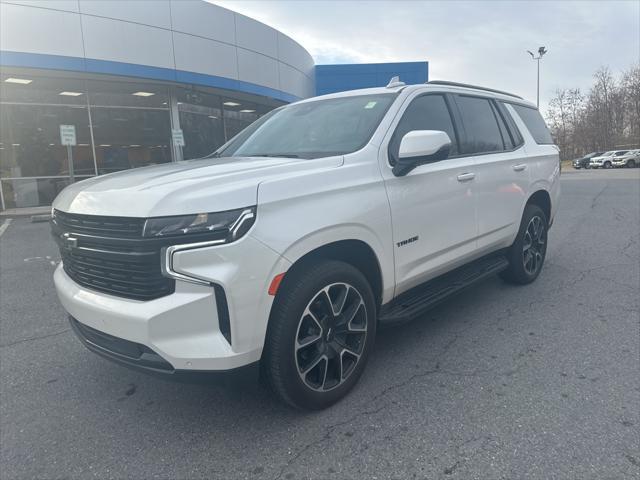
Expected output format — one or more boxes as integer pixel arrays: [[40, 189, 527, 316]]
[[299, 81, 537, 108]]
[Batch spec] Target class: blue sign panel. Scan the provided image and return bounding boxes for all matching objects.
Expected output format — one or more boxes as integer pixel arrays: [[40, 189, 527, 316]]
[[315, 61, 428, 95]]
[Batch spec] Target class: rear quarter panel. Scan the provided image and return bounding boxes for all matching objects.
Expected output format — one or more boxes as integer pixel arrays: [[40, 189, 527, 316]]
[[505, 104, 561, 225]]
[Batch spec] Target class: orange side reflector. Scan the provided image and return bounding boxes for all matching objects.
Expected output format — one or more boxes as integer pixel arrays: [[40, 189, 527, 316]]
[[268, 273, 286, 296]]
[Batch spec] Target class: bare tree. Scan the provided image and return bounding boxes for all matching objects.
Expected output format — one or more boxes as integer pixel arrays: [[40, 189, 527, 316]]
[[620, 65, 640, 144], [545, 63, 639, 160]]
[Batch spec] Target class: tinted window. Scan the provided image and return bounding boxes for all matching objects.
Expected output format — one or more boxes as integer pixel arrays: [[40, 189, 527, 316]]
[[496, 101, 524, 148], [389, 94, 458, 163], [456, 96, 505, 154], [512, 104, 554, 144], [491, 102, 514, 149]]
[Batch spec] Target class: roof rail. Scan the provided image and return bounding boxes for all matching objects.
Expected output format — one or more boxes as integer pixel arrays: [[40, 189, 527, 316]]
[[426, 80, 523, 100]]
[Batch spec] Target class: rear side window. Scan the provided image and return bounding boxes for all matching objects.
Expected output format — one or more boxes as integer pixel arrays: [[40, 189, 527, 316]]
[[455, 95, 504, 154], [389, 94, 459, 163], [511, 104, 554, 144], [496, 101, 524, 147], [491, 102, 515, 150]]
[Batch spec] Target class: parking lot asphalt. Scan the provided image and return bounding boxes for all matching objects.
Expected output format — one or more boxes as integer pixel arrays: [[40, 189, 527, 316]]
[[1, 169, 639, 480]]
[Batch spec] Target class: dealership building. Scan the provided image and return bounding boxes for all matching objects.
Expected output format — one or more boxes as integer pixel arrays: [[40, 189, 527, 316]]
[[0, 0, 428, 210]]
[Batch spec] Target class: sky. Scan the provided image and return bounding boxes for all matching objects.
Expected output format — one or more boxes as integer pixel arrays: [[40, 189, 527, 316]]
[[212, 0, 640, 113]]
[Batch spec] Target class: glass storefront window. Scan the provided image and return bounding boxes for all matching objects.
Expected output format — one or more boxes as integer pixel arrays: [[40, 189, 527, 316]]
[[177, 88, 224, 160], [87, 80, 172, 174], [0, 73, 93, 207], [0, 104, 94, 177], [222, 97, 270, 141], [1, 70, 282, 210]]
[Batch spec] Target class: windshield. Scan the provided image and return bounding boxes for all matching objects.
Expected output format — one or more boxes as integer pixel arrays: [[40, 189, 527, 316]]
[[212, 93, 397, 159], [601, 151, 614, 156]]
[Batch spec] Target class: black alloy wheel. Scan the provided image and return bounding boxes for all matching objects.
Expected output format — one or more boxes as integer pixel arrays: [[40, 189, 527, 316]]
[[295, 282, 367, 392], [522, 215, 546, 276], [263, 260, 376, 410]]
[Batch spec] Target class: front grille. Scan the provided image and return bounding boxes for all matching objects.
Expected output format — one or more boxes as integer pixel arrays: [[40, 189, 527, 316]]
[[54, 210, 146, 238], [60, 247, 174, 300], [52, 210, 174, 301]]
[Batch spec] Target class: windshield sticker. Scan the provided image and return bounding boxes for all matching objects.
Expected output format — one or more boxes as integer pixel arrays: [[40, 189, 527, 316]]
[[364, 101, 377, 109]]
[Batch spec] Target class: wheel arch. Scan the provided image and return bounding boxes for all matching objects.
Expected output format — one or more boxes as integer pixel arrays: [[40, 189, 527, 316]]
[[261, 238, 386, 366], [526, 189, 552, 226], [278, 239, 385, 311]]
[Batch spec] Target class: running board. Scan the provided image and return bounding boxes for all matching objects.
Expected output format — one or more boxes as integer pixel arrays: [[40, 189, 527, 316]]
[[378, 253, 509, 326]]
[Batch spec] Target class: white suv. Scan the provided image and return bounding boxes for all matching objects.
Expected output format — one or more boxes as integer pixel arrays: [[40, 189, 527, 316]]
[[590, 150, 628, 169], [612, 149, 639, 168], [51, 80, 560, 409]]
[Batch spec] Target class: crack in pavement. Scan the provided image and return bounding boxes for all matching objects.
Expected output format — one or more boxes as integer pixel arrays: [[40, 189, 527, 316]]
[[443, 435, 494, 475], [590, 183, 609, 210], [271, 335, 462, 479], [272, 332, 525, 479], [549, 261, 638, 291], [1, 328, 70, 348]]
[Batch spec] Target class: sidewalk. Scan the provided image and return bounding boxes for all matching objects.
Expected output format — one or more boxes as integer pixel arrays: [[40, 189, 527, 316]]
[[0, 206, 51, 219]]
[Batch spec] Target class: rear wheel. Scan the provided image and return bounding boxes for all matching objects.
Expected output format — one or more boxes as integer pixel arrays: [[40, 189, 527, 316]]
[[500, 204, 548, 285], [263, 260, 376, 410]]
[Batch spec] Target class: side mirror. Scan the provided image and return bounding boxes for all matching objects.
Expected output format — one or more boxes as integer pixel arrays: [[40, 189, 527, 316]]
[[392, 130, 452, 176]]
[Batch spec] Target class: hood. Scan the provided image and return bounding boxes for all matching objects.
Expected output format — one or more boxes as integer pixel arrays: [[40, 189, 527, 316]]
[[53, 156, 343, 217]]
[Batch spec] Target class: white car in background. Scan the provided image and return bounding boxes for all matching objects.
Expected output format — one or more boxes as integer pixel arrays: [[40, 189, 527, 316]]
[[612, 149, 639, 168], [590, 150, 629, 169], [51, 80, 560, 409]]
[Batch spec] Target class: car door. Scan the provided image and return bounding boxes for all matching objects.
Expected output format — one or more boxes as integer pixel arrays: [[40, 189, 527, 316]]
[[379, 92, 478, 296], [451, 95, 531, 252]]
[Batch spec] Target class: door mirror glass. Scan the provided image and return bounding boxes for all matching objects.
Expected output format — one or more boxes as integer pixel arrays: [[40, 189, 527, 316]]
[[393, 130, 451, 176]]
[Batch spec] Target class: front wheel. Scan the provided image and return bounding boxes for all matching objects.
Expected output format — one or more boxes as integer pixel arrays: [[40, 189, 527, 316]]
[[604, 161, 612, 169], [263, 260, 376, 410], [500, 204, 548, 285], [628, 160, 636, 168]]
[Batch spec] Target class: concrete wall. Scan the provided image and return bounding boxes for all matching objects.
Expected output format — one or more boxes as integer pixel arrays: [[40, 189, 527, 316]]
[[0, 0, 315, 101]]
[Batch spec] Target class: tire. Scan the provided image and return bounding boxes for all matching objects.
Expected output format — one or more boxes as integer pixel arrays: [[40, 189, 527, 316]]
[[263, 260, 377, 410], [500, 204, 548, 285], [628, 160, 636, 168], [604, 161, 612, 169]]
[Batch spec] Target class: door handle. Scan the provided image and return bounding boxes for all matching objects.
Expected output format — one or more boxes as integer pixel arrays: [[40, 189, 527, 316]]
[[513, 164, 527, 172], [457, 172, 475, 182]]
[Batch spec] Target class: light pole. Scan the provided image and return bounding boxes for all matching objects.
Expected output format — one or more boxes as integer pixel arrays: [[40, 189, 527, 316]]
[[527, 46, 548, 108]]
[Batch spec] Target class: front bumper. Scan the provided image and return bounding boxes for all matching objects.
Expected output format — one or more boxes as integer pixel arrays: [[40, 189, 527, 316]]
[[69, 316, 259, 382], [55, 235, 291, 372]]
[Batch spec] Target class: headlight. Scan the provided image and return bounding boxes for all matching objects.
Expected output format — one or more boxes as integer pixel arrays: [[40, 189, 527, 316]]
[[142, 207, 255, 242]]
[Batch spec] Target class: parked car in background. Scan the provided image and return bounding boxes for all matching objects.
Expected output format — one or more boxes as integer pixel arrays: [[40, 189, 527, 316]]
[[572, 152, 603, 169], [590, 150, 629, 169], [612, 149, 639, 168]]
